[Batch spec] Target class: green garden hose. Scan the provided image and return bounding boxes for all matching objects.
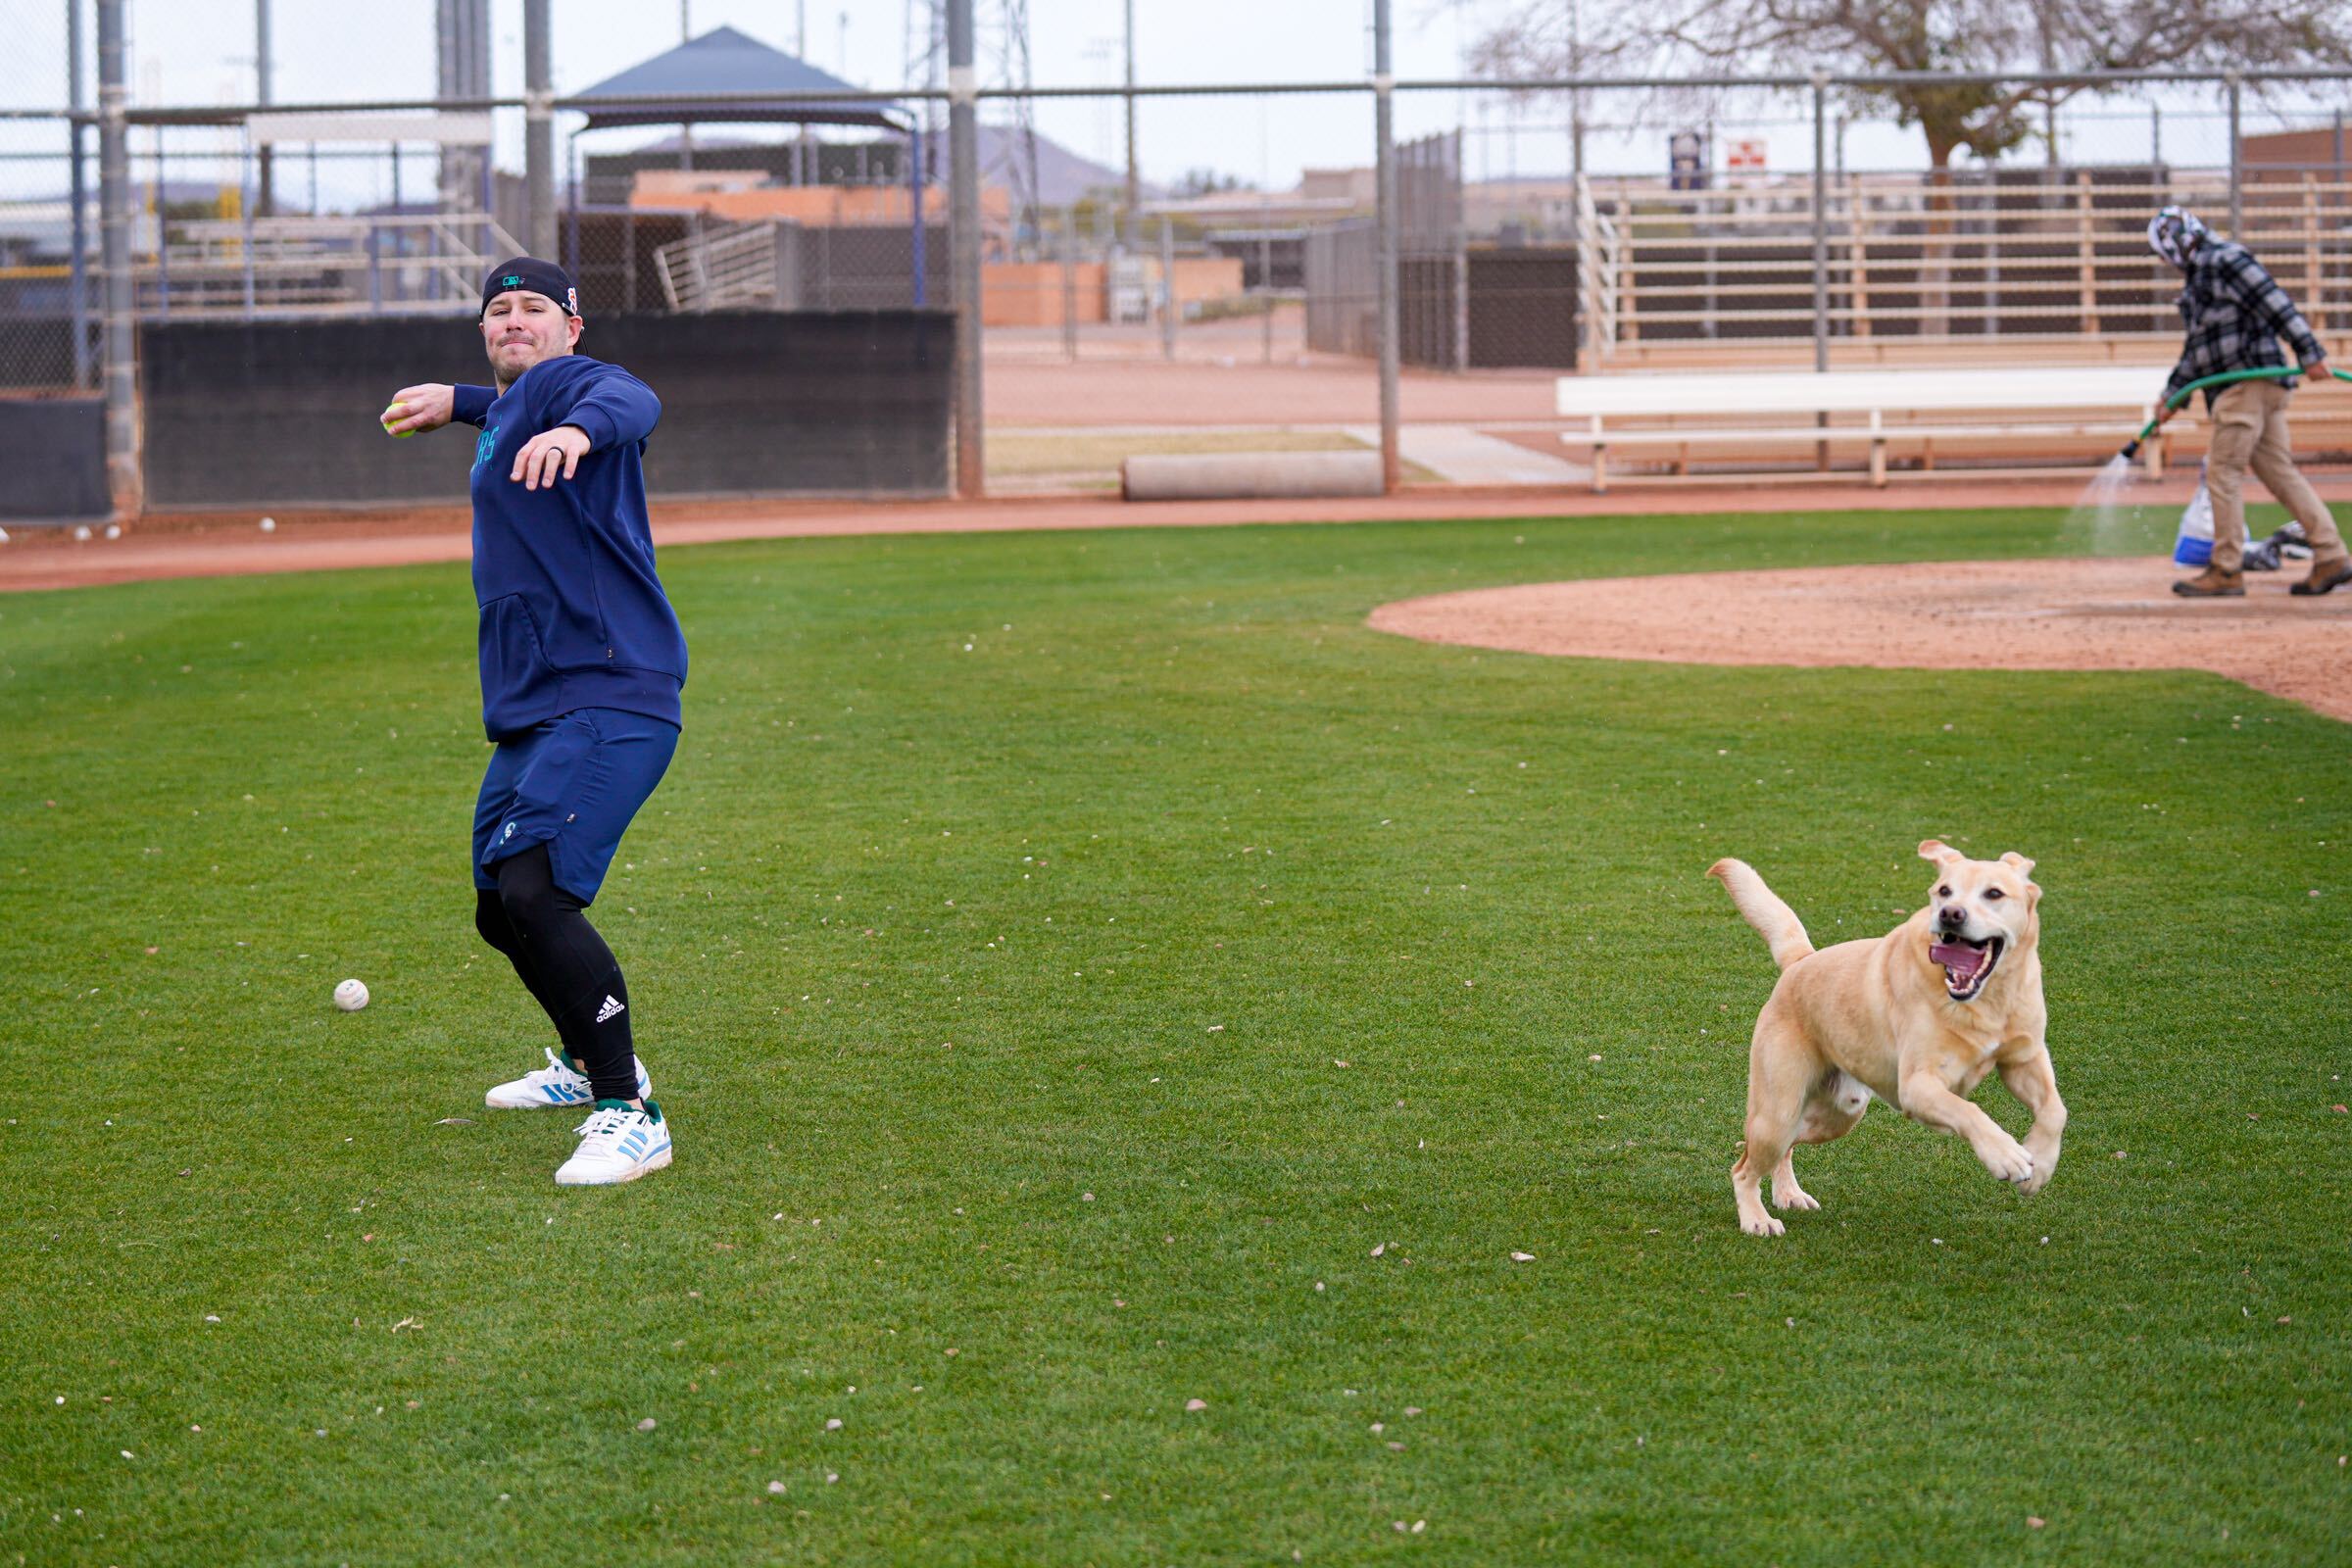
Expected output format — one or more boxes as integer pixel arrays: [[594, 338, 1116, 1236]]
[[2117, 364, 2352, 460]]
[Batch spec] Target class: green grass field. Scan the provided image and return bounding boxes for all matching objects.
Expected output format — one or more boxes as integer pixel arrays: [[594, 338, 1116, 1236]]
[[2, 505, 2346, 1566]]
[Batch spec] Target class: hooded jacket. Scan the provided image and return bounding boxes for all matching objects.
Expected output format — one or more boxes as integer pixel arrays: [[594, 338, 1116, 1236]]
[[453, 354, 686, 740]]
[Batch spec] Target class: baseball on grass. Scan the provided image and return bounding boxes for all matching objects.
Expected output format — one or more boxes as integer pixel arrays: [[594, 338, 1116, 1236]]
[[333, 978, 370, 1011], [380, 400, 416, 437]]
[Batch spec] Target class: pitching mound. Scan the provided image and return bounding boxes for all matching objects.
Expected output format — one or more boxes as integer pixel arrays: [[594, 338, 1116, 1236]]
[[1369, 556, 2352, 722]]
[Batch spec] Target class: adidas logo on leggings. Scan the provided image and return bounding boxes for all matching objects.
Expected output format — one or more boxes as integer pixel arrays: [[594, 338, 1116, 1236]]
[[595, 995, 626, 1024]]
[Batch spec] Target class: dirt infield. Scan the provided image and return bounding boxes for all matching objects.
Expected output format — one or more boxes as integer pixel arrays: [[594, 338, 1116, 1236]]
[[1369, 556, 2352, 722], [0, 474, 2195, 595]]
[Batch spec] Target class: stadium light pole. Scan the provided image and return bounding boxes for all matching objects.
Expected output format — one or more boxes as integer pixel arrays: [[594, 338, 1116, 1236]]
[[950, 0, 984, 498], [1374, 0, 1401, 493], [96, 0, 138, 516], [523, 0, 556, 258]]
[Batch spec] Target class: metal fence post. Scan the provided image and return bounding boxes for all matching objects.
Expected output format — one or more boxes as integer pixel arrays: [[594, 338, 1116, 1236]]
[[152, 128, 170, 321], [1060, 219, 1078, 361], [1260, 227, 1273, 364], [96, 0, 138, 516], [908, 121, 926, 307], [948, 0, 983, 498], [1373, 0, 1400, 494], [1811, 72, 1830, 470], [68, 0, 90, 390], [242, 148, 257, 317], [1159, 217, 1175, 361], [2226, 72, 2242, 238], [523, 0, 555, 258], [1811, 72, 1829, 373], [1451, 126, 1469, 373], [255, 0, 274, 216]]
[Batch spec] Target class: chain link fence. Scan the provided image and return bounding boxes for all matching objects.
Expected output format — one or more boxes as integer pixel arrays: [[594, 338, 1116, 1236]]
[[5, 1, 2351, 510]]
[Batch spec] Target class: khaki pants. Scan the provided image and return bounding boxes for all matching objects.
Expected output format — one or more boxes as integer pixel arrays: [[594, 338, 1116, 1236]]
[[2203, 378, 2345, 574]]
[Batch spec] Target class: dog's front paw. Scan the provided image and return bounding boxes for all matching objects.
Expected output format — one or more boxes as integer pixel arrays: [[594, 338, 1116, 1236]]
[[1980, 1136, 2035, 1185], [1740, 1211, 1787, 1238], [1772, 1185, 1820, 1212]]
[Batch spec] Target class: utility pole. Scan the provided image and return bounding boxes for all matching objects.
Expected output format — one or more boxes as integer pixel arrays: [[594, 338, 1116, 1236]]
[[949, 0, 983, 497], [523, 0, 555, 257], [96, 0, 137, 515], [255, 0, 274, 215]]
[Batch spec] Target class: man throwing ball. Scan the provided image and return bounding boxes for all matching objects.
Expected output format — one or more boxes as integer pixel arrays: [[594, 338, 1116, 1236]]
[[384, 258, 684, 1186]]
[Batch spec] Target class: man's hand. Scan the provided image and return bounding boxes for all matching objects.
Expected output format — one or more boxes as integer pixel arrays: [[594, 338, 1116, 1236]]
[[2154, 399, 2182, 426], [511, 424, 592, 491], [383, 382, 456, 435], [2305, 357, 2331, 386]]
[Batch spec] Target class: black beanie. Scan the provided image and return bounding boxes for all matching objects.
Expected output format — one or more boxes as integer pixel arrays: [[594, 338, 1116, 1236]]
[[481, 257, 580, 318]]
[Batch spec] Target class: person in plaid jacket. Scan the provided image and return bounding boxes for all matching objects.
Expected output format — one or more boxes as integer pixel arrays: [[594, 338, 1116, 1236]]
[[2148, 207, 2349, 598]]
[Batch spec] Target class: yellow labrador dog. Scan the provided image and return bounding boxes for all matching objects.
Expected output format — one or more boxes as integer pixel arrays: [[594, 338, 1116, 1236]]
[[1706, 841, 2065, 1237]]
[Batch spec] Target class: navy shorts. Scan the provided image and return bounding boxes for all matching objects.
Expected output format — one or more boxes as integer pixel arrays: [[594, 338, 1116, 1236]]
[[472, 707, 679, 905]]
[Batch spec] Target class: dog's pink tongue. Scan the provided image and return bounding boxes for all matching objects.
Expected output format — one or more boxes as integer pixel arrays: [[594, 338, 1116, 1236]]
[[1932, 939, 1984, 980]]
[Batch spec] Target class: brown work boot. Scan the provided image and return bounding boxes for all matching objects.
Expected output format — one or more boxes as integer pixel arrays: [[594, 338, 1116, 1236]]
[[2290, 553, 2352, 597], [2172, 565, 2245, 598]]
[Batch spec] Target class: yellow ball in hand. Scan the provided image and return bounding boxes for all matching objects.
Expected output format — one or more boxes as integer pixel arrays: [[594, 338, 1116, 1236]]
[[380, 400, 416, 438]]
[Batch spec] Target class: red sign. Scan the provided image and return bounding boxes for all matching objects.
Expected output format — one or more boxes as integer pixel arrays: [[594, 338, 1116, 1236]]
[[1726, 137, 1767, 172]]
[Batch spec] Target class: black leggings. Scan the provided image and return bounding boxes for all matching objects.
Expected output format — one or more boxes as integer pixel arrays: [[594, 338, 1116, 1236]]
[[474, 844, 640, 1103]]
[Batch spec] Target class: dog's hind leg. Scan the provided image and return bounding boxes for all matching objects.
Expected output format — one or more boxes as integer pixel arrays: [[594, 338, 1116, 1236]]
[[1733, 1021, 1815, 1237], [1773, 1070, 1869, 1212]]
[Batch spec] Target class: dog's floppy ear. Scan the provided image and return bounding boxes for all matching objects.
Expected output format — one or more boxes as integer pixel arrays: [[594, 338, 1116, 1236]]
[[1918, 839, 1962, 864], [2000, 851, 2036, 877]]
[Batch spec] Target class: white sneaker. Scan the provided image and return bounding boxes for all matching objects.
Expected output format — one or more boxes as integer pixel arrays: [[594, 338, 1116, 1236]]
[[485, 1046, 651, 1110], [555, 1101, 672, 1186]]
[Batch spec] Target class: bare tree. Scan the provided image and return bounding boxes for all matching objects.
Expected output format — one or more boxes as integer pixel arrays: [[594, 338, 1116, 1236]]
[[1472, 0, 2351, 172], [1472, 0, 2352, 330]]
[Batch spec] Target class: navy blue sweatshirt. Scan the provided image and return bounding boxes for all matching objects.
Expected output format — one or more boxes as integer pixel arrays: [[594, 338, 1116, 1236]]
[[453, 354, 687, 740]]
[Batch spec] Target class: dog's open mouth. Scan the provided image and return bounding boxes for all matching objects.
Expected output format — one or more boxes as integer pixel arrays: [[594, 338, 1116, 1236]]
[[1930, 934, 2004, 1001]]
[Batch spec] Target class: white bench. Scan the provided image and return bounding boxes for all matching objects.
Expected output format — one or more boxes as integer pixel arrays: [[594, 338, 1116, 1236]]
[[1554, 367, 2169, 491]]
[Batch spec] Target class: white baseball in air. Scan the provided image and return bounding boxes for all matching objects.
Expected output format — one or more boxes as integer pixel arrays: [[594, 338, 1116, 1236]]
[[333, 978, 370, 1012], [73, 524, 92, 541], [259, 516, 276, 532]]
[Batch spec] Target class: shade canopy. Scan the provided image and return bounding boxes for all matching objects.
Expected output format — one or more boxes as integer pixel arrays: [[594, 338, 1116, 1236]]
[[571, 25, 905, 132]]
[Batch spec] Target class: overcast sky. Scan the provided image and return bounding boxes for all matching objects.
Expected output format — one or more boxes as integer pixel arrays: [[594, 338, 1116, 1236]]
[[1, 0, 2298, 201]]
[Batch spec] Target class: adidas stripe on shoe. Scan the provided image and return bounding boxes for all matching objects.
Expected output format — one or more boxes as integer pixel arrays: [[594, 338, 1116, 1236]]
[[485, 1045, 652, 1109], [555, 1100, 673, 1186]]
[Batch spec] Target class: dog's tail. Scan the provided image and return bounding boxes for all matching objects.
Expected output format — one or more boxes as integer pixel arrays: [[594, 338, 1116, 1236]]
[[1707, 858, 1815, 970]]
